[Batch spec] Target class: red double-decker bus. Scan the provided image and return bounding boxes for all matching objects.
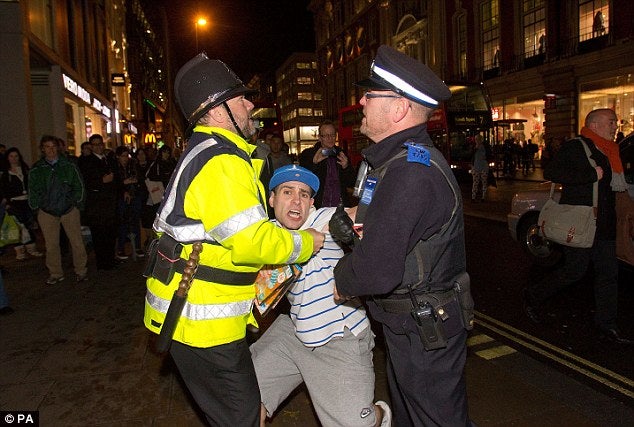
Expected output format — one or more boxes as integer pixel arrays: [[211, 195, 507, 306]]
[[427, 83, 493, 174], [337, 103, 369, 169]]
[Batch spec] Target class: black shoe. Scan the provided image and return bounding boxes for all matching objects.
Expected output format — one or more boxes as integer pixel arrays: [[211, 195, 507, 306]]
[[598, 327, 634, 345], [522, 288, 542, 324]]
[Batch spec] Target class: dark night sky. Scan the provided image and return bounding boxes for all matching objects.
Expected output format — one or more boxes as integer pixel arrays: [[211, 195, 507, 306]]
[[161, 0, 316, 81]]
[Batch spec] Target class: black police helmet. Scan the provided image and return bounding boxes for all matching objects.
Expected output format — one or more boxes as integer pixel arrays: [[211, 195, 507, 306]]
[[174, 53, 257, 132]]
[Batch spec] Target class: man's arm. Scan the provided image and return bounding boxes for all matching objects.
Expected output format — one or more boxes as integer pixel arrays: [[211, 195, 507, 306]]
[[70, 163, 86, 207], [27, 168, 42, 210], [544, 139, 598, 185]]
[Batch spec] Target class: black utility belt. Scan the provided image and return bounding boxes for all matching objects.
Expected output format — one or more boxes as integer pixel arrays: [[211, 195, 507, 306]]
[[174, 258, 257, 286], [374, 273, 473, 351], [375, 288, 456, 314], [143, 234, 258, 286]]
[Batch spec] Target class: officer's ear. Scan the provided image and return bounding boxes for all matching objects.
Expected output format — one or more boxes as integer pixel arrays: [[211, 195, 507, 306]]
[[393, 97, 411, 123], [268, 189, 276, 208], [207, 106, 225, 125]]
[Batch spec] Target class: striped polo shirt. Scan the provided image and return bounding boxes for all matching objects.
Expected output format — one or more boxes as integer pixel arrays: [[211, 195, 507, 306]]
[[279, 207, 370, 347]]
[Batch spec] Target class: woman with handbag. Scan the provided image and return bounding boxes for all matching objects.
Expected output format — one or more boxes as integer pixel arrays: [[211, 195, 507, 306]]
[[523, 109, 632, 345], [0, 147, 43, 260]]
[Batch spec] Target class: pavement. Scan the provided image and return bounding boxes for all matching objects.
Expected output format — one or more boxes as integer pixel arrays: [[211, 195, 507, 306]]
[[1, 166, 633, 426]]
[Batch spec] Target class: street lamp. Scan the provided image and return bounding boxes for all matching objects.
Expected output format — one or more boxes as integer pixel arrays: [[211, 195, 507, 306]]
[[194, 17, 207, 53]]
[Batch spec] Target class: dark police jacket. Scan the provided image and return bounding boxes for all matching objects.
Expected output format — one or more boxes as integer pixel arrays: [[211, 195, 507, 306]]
[[334, 124, 467, 336]]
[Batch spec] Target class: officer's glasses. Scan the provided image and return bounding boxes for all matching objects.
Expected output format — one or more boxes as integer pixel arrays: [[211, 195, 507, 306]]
[[363, 91, 403, 100]]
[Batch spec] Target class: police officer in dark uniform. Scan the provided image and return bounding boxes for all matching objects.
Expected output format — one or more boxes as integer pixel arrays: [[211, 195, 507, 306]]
[[330, 45, 474, 426]]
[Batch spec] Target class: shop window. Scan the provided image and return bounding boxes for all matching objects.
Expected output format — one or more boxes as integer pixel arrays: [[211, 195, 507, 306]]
[[481, 0, 500, 71], [30, 0, 55, 47], [579, 0, 609, 42], [522, 0, 546, 58], [298, 92, 312, 101], [297, 77, 312, 85], [298, 108, 313, 117], [579, 74, 633, 136], [455, 12, 467, 79]]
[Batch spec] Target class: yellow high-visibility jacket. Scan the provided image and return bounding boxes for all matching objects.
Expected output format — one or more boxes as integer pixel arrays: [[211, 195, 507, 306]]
[[144, 126, 314, 347]]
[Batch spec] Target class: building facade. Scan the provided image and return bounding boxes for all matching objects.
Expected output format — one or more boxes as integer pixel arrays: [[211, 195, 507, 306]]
[[308, 0, 446, 123], [0, 0, 178, 163], [308, 0, 634, 151], [453, 0, 634, 147], [126, 0, 183, 151], [275, 52, 324, 154]]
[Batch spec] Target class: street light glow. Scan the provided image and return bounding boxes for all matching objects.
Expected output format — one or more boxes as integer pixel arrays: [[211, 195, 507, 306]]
[[194, 17, 208, 53]]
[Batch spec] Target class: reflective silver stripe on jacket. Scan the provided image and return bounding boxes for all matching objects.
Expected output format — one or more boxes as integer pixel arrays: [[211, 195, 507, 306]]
[[154, 138, 218, 242], [210, 204, 268, 242], [146, 290, 253, 320], [287, 231, 302, 263], [154, 137, 268, 243]]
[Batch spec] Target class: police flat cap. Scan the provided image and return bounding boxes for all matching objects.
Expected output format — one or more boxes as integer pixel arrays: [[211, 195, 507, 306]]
[[356, 45, 451, 108]]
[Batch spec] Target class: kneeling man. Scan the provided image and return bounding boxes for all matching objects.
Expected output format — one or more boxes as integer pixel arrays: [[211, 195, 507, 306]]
[[251, 165, 391, 426]]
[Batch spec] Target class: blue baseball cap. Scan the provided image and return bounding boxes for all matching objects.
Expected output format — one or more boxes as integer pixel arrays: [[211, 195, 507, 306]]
[[269, 165, 320, 194]]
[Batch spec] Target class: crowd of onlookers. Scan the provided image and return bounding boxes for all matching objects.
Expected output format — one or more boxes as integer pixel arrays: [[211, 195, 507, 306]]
[[0, 135, 178, 315], [1, 122, 349, 311]]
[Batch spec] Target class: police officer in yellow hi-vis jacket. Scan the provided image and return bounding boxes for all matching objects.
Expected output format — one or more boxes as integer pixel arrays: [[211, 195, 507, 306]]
[[143, 53, 325, 426]]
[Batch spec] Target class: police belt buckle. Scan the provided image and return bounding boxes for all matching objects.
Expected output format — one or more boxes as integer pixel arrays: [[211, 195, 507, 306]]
[[375, 288, 456, 314]]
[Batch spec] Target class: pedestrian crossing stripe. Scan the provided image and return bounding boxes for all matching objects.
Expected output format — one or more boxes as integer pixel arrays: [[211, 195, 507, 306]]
[[475, 345, 517, 360], [467, 334, 494, 346], [468, 334, 517, 360]]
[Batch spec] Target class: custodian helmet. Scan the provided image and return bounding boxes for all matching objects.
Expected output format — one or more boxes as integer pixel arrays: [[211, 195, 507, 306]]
[[174, 53, 257, 132]]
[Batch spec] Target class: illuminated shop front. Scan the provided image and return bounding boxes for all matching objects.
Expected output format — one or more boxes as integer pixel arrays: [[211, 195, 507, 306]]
[[490, 99, 545, 150], [62, 73, 114, 155], [490, 71, 634, 154], [579, 72, 633, 136]]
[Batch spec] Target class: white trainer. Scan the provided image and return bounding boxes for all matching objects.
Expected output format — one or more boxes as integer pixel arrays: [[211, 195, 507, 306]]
[[375, 400, 392, 427]]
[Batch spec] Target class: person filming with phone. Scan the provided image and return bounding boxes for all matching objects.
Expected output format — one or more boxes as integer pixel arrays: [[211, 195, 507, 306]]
[[299, 120, 356, 208]]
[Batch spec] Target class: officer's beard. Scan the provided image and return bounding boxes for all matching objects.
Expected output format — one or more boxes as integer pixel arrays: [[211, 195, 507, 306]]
[[242, 119, 260, 143], [223, 102, 256, 142]]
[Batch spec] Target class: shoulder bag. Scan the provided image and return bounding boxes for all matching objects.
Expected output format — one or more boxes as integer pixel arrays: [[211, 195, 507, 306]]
[[0, 213, 21, 247], [538, 139, 597, 248], [145, 178, 165, 205]]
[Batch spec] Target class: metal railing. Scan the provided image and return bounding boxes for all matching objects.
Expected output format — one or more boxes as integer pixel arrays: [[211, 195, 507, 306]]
[[474, 32, 619, 80]]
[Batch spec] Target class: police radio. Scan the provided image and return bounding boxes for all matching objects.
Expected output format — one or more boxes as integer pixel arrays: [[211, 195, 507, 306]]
[[409, 287, 447, 350]]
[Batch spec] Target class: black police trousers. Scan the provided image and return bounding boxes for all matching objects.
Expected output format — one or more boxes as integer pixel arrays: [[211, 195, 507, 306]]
[[383, 326, 470, 426]]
